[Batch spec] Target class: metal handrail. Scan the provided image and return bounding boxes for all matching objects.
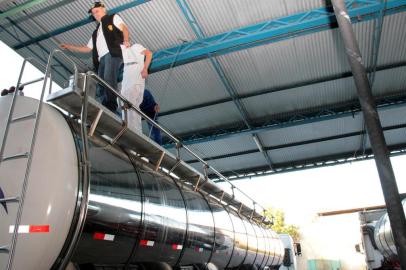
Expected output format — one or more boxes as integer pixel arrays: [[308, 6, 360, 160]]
[[42, 49, 88, 270], [4, 50, 80, 270], [47, 49, 79, 95], [5, 55, 59, 269], [0, 56, 46, 160], [86, 71, 269, 220]]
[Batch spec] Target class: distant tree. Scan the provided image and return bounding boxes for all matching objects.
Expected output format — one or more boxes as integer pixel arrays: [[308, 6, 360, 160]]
[[264, 207, 300, 241]]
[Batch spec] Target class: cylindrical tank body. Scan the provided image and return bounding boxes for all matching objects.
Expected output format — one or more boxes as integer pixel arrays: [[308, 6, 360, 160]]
[[0, 96, 284, 269], [374, 198, 406, 262]]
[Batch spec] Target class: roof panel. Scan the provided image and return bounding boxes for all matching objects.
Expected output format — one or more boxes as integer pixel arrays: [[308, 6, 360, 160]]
[[378, 105, 406, 127], [146, 59, 231, 112], [241, 77, 357, 119], [215, 18, 383, 96], [119, 0, 196, 51], [187, 0, 324, 37], [378, 12, 406, 66], [180, 134, 257, 162], [159, 101, 244, 134], [268, 136, 362, 163], [190, 152, 269, 175], [373, 66, 406, 92], [366, 128, 406, 149], [256, 115, 363, 147]]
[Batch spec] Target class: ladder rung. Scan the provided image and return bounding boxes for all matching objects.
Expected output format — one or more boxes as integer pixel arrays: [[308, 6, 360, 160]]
[[2, 152, 29, 162], [11, 113, 36, 123], [0, 245, 10, 253], [0, 197, 19, 203]]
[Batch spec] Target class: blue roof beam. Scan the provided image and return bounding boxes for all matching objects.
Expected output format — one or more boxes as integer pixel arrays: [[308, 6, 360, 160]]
[[149, 0, 406, 72], [212, 144, 406, 181], [185, 123, 406, 164], [163, 92, 406, 147], [176, 0, 274, 169], [159, 61, 406, 117]]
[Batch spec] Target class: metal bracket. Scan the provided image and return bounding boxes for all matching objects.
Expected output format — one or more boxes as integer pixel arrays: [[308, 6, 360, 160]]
[[224, 187, 236, 207], [219, 191, 225, 204], [154, 151, 165, 171], [169, 143, 182, 174], [111, 112, 128, 145], [0, 245, 10, 253], [0, 197, 19, 203], [250, 202, 256, 220], [88, 109, 103, 137], [11, 112, 36, 123], [168, 159, 181, 175], [2, 152, 29, 162], [195, 165, 209, 192], [194, 176, 202, 192]]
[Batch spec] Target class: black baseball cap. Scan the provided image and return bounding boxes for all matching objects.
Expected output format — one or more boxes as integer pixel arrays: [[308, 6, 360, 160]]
[[88, 2, 105, 13]]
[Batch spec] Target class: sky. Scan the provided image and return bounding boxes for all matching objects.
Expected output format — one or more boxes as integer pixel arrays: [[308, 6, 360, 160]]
[[0, 41, 45, 100], [1, 40, 405, 267]]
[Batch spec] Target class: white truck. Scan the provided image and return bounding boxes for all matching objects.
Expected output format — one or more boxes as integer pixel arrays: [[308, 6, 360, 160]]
[[278, 234, 301, 270], [357, 199, 406, 270]]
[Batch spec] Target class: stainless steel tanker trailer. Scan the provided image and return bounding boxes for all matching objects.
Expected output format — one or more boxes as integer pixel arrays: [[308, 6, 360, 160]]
[[0, 71, 285, 270], [359, 199, 406, 270]]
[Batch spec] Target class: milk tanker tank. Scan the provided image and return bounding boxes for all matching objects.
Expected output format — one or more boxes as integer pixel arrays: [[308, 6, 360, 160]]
[[0, 95, 284, 270], [374, 199, 406, 265]]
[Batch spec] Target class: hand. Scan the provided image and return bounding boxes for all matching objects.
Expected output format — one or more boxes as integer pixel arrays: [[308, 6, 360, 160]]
[[123, 41, 130, 48], [141, 68, 148, 79], [60, 43, 70, 50], [154, 104, 160, 113]]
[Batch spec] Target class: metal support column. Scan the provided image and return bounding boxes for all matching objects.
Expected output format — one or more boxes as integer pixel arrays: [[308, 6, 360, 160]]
[[332, 0, 406, 267]]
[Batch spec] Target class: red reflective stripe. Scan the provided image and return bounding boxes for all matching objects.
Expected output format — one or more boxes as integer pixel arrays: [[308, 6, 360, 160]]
[[29, 225, 49, 233], [172, 244, 182, 250], [140, 240, 154, 247], [93, 232, 105, 240], [140, 240, 148, 246]]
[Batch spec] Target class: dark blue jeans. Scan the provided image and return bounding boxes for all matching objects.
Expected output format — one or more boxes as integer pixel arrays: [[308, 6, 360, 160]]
[[96, 53, 122, 112]]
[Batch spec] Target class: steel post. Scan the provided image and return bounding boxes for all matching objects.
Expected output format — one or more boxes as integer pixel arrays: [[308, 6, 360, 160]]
[[332, 0, 406, 267]]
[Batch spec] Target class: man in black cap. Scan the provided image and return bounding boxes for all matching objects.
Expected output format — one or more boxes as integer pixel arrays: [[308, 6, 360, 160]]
[[60, 1, 130, 112]]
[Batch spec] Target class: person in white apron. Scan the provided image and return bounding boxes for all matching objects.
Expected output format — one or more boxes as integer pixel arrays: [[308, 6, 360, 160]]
[[120, 43, 152, 132]]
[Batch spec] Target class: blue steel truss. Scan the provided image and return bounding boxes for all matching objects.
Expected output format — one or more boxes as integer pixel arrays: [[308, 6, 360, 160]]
[[150, 0, 406, 72], [11, 0, 406, 72], [212, 146, 406, 181], [175, 0, 274, 169], [164, 93, 406, 148]]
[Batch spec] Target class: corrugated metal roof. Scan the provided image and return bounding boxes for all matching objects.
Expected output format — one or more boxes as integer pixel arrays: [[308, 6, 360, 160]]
[[146, 59, 230, 111], [187, 0, 325, 36], [1, 0, 405, 179], [378, 12, 406, 65], [159, 101, 244, 134], [119, 0, 197, 50], [181, 134, 258, 162], [190, 151, 269, 174], [241, 77, 357, 118], [268, 136, 362, 163], [258, 115, 364, 147]]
